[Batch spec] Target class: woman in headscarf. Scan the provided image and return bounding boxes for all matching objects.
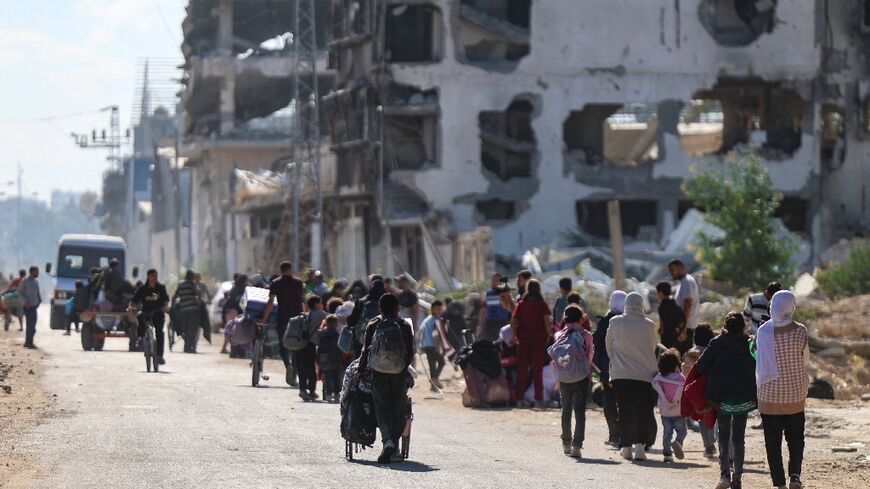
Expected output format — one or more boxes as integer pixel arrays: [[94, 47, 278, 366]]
[[593, 290, 626, 447], [605, 291, 658, 461], [510, 279, 552, 408], [696, 312, 757, 489], [755, 290, 808, 489]]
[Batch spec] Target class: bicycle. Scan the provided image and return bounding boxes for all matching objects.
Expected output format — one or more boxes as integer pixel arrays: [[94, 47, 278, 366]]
[[140, 310, 159, 373], [251, 322, 269, 387]]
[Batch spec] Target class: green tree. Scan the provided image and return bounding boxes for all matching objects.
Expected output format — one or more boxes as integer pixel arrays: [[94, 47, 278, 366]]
[[682, 153, 795, 290]]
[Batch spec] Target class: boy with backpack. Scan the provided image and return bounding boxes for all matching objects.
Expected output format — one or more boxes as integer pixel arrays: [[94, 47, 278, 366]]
[[652, 348, 687, 462], [284, 295, 327, 401], [318, 314, 343, 403], [359, 294, 415, 464], [548, 305, 594, 458]]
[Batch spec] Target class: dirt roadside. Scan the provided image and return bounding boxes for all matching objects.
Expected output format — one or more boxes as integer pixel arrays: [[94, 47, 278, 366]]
[[0, 335, 57, 488]]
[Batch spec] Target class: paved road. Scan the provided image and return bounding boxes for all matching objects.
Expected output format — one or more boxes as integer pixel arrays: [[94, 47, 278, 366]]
[[10, 307, 729, 488]]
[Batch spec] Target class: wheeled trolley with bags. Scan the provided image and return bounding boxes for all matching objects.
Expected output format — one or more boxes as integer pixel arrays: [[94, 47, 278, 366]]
[[340, 359, 412, 461]]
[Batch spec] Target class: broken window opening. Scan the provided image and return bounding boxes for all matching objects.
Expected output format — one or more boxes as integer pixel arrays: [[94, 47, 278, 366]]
[[699, 0, 777, 47], [479, 99, 536, 180], [775, 197, 809, 234], [575, 200, 659, 241], [385, 4, 442, 63], [384, 114, 437, 170], [820, 104, 845, 167], [390, 226, 427, 278], [458, 0, 531, 68], [693, 79, 805, 159], [563, 103, 660, 167], [476, 199, 516, 222], [678, 99, 725, 156]]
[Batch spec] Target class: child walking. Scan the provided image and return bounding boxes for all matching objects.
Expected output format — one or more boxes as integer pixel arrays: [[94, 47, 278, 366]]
[[548, 305, 594, 458], [317, 314, 343, 403], [652, 348, 687, 462]]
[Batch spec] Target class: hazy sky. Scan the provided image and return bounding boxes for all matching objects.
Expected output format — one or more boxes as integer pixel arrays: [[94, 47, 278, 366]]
[[0, 0, 185, 202]]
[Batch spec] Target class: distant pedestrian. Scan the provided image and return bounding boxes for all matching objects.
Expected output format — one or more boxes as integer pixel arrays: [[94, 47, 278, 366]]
[[262, 262, 306, 384], [656, 281, 686, 351], [419, 300, 447, 390], [681, 322, 718, 456], [756, 291, 808, 489], [347, 277, 386, 357], [697, 313, 757, 489], [172, 270, 202, 353], [306, 270, 329, 298], [652, 348, 687, 462], [511, 279, 552, 408], [552, 277, 573, 329], [317, 314, 343, 403], [221, 273, 248, 355], [358, 293, 415, 464], [67, 280, 89, 335], [605, 291, 658, 461], [593, 290, 627, 447], [515, 270, 532, 302], [3, 269, 25, 331], [743, 281, 782, 335], [18, 266, 41, 349], [194, 273, 211, 302], [550, 305, 593, 459], [396, 275, 420, 332], [565, 292, 591, 331], [295, 295, 326, 401], [668, 259, 700, 351], [477, 273, 512, 341]]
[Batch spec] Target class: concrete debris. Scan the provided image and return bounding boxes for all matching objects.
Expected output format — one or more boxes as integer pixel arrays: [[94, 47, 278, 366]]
[[662, 209, 724, 255], [821, 238, 867, 269], [233, 169, 284, 205]]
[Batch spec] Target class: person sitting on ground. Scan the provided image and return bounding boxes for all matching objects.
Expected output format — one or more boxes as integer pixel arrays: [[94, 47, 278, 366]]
[[419, 300, 447, 391], [552, 305, 594, 459], [681, 322, 717, 456], [656, 281, 686, 351], [605, 292, 658, 461], [756, 291, 808, 489], [743, 281, 783, 335], [697, 313, 758, 489], [358, 293, 415, 464], [317, 314, 343, 403], [652, 348, 687, 463], [593, 290, 627, 447]]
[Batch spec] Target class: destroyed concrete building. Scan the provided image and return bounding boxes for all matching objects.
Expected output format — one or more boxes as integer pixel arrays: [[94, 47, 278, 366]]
[[180, 0, 335, 278], [321, 0, 870, 280]]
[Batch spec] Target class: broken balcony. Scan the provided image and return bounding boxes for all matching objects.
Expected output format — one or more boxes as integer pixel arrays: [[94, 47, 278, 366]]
[[458, 0, 531, 69]]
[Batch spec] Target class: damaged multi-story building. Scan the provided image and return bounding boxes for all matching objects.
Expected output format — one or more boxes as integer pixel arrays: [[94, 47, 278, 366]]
[[322, 0, 870, 282], [180, 0, 334, 278]]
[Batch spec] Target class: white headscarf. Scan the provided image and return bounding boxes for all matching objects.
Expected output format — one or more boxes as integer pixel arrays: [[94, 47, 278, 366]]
[[608, 291, 627, 314], [755, 290, 796, 386], [623, 292, 644, 315]]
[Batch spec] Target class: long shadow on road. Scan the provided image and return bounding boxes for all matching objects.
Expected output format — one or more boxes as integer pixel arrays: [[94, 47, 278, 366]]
[[349, 459, 439, 473]]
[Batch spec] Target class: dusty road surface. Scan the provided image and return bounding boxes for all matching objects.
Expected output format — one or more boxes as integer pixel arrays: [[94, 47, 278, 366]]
[[1, 306, 869, 488]]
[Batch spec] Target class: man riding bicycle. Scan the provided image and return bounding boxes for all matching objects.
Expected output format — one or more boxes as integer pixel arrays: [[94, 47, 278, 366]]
[[133, 269, 170, 365]]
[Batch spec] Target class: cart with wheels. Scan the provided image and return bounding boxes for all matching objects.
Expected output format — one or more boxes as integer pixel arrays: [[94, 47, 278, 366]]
[[78, 309, 138, 352]]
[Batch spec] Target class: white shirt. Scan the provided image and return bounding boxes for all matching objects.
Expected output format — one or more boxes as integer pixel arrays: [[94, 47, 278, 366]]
[[675, 274, 700, 330]]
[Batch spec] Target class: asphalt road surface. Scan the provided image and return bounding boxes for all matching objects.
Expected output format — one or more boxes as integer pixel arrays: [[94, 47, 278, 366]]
[[7, 308, 752, 488]]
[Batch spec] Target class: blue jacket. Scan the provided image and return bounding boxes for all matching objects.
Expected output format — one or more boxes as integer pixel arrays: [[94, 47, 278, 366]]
[[696, 333, 757, 402], [592, 312, 618, 383]]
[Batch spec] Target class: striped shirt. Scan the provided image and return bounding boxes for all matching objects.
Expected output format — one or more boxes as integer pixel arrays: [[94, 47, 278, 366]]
[[174, 279, 201, 313], [743, 292, 770, 334]]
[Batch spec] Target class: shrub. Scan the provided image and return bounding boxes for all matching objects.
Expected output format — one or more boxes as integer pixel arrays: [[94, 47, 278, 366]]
[[682, 153, 796, 290], [817, 242, 870, 299]]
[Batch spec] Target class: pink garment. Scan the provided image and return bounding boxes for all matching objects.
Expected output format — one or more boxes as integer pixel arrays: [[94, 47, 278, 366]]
[[652, 371, 686, 417]]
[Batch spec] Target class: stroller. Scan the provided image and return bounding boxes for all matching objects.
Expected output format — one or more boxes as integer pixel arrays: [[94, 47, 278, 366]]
[[340, 359, 413, 461]]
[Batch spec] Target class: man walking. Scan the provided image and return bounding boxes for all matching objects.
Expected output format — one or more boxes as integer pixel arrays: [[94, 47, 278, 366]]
[[262, 261, 305, 385], [669, 259, 700, 350], [477, 273, 513, 342], [743, 281, 782, 335], [173, 270, 202, 353], [19, 266, 41, 348], [359, 294, 414, 464]]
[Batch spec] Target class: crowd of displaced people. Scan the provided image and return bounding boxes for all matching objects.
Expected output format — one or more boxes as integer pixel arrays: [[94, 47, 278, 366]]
[[3, 253, 810, 484]]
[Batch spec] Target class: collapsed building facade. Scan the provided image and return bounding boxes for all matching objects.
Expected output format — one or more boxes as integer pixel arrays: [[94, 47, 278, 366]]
[[180, 0, 335, 278], [321, 0, 870, 282]]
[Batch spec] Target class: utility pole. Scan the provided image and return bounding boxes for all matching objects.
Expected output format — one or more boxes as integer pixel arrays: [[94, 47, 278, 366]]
[[290, 0, 323, 272], [607, 200, 626, 290], [70, 106, 128, 169]]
